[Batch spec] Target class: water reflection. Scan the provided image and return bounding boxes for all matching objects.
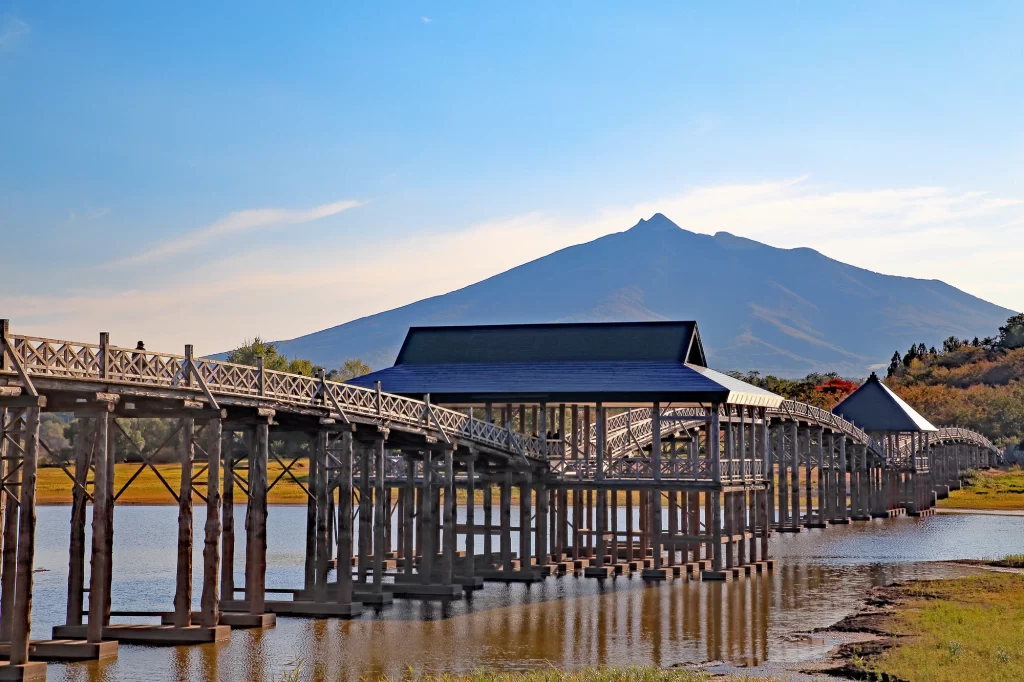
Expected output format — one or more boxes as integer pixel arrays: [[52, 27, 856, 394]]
[[31, 507, 1024, 682]]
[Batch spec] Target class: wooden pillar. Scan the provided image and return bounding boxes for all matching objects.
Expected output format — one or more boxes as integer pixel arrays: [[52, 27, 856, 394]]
[[709, 405, 723, 573], [594, 403, 606, 568], [220, 430, 235, 605], [535, 480, 548, 568], [9, 406, 40, 666], [465, 458, 476, 578], [357, 445, 371, 583], [65, 417, 93, 627], [519, 474, 532, 570], [420, 451, 435, 584], [304, 438, 318, 591], [501, 472, 513, 571], [314, 431, 330, 601], [482, 480, 493, 562], [441, 447, 455, 585], [0, 413, 20, 640], [403, 455, 415, 578], [86, 413, 110, 643], [335, 432, 354, 604], [650, 402, 663, 572], [173, 417, 195, 628], [247, 419, 269, 616], [200, 417, 223, 628], [373, 439, 387, 593]]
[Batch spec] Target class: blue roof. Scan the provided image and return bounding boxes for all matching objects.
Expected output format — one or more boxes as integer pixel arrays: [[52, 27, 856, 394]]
[[832, 373, 937, 433]]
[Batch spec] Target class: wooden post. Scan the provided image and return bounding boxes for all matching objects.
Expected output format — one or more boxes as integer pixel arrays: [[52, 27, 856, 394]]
[[420, 451, 435, 584], [535, 480, 548, 568], [709, 406, 723, 573], [594, 403, 606, 568], [173, 417, 195, 628], [482, 478, 492, 563], [66, 417, 93, 626], [465, 458, 476, 578], [9, 406, 40, 667], [304, 436, 319, 591], [336, 431, 354, 605], [248, 419, 269, 616], [314, 430, 330, 600], [519, 474, 532, 571], [87, 413, 110, 643], [501, 472, 513, 572], [650, 402, 662, 572], [373, 439, 387, 593], [403, 455, 415, 578], [220, 430, 235, 607], [0, 413, 20, 640], [200, 417, 222, 628], [441, 447, 455, 585]]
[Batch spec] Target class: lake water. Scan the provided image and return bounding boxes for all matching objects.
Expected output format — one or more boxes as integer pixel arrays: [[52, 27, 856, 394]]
[[29, 506, 1024, 681]]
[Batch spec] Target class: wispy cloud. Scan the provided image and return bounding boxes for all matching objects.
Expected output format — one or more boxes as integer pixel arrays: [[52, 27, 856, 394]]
[[0, 15, 29, 51], [5, 180, 1022, 352], [107, 199, 364, 267], [420, 16, 432, 23], [67, 207, 111, 224]]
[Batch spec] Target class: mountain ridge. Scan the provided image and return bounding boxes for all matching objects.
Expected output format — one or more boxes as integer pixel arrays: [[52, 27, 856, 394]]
[[233, 215, 1014, 377]]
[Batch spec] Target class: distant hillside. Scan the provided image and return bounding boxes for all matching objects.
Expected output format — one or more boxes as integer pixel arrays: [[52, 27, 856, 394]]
[[886, 316, 1024, 447], [249, 214, 1015, 377]]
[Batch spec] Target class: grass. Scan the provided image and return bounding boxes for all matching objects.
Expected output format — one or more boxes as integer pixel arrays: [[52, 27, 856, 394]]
[[938, 466, 1024, 511], [867, 573, 1024, 682], [271, 665, 791, 682], [36, 460, 315, 505]]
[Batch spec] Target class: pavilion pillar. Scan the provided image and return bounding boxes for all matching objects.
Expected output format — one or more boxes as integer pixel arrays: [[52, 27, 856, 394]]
[[703, 405, 727, 580], [790, 424, 801, 530], [420, 451, 436, 584], [304, 437, 318, 592], [402, 455, 415, 577], [644, 401, 665, 579]]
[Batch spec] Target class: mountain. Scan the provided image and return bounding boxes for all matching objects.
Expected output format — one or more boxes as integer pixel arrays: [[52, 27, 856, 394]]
[[253, 214, 1016, 377]]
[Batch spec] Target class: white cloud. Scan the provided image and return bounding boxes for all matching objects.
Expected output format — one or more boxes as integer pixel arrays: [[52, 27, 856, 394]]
[[4, 179, 1022, 353], [0, 15, 29, 51], [421, 16, 432, 23], [106, 199, 363, 267]]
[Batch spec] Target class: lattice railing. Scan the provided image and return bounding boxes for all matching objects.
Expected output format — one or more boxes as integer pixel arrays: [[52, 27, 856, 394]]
[[0, 331, 547, 461]]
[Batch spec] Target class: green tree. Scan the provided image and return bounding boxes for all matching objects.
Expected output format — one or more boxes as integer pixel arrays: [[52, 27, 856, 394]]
[[327, 359, 372, 382], [887, 351, 902, 378], [226, 338, 322, 377], [998, 313, 1024, 350]]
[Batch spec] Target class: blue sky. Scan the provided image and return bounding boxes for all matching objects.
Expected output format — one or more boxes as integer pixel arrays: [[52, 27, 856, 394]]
[[1, 2, 1022, 352]]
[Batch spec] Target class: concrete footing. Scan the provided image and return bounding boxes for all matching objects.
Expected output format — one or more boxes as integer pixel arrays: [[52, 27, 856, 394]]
[[383, 583, 463, 598], [52, 624, 229, 645], [641, 568, 668, 580], [0, 663, 48, 681], [266, 601, 365, 618], [0, 639, 118, 662]]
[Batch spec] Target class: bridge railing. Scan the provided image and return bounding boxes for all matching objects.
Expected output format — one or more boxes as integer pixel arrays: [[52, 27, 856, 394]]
[[0, 330, 548, 461]]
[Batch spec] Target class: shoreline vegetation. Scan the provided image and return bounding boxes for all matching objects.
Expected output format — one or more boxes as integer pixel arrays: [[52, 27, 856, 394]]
[[823, 566, 1024, 682], [273, 667, 789, 682]]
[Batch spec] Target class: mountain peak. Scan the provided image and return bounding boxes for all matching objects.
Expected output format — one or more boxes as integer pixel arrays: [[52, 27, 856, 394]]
[[629, 212, 681, 233]]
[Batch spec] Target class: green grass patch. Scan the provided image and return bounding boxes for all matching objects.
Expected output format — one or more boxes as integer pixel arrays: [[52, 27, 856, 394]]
[[870, 573, 1024, 682], [939, 466, 1024, 510]]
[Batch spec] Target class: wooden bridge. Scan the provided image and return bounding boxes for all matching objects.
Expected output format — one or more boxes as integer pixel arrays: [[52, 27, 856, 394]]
[[0, 320, 999, 680]]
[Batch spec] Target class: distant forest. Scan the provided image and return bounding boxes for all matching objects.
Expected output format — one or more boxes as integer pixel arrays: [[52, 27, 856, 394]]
[[733, 314, 1024, 448]]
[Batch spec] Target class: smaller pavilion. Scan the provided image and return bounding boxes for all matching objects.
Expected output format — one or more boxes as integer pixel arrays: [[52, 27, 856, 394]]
[[833, 372, 937, 516]]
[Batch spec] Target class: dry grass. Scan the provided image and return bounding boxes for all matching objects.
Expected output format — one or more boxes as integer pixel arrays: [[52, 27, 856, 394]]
[[272, 666, 790, 682], [869, 573, 1024, 682], [938, 467, 1024, 511]]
